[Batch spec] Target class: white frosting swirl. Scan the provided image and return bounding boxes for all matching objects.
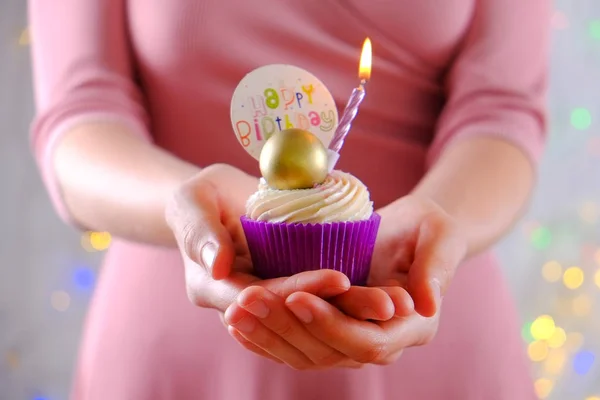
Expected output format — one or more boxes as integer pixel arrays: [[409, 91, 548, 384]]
[[246, 170, 373, 223]]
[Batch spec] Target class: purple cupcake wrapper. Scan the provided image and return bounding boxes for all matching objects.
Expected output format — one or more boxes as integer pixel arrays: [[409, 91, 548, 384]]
[[240, 213, 381, 286]]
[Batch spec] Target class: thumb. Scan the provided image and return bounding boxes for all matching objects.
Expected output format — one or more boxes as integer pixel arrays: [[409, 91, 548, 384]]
[[167, 184, 235, 280], [408, 213, 465, 317]]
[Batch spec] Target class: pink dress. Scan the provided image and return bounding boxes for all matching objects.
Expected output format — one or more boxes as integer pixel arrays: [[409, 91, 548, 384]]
[[29, 0, 549, 398]]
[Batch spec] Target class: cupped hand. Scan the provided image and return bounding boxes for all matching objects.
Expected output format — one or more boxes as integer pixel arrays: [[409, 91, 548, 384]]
[[165, 164, 394, 368], [281, 194, 467, 365]]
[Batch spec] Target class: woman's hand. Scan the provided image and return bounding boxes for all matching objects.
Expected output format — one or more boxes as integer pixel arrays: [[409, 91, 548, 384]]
[[282, 195, 467, 365], [165, 164, 384, 368], [369, 195, 467, 317]]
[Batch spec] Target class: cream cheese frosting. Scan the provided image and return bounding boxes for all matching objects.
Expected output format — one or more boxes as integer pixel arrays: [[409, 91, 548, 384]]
[[245, 170, 373, 223]]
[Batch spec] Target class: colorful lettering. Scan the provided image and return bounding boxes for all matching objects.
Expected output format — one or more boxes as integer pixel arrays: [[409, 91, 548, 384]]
[[264, 88, 280, 109], [248, 95, 266, 118], [280, 87, 295, 110], [308, 111, 321, 126], [261, 117, 277, 140], [284, 114, 294, 129], [275, 116, 283, 131], [301, 84, 314, 104], [235, 120, 252, 146], [295, 92, 304, 108], [319, 110, 335, 132], [297, 113, 310, 130], [253, 118, 262, 141]]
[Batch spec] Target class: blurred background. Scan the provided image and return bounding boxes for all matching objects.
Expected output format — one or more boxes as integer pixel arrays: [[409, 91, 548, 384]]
[[1, 1, 600, 399]]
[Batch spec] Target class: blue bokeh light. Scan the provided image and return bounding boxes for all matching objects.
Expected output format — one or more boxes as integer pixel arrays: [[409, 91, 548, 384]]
[[574, 350, 595, 375], [33, 397, 48, 400], [73, 267, 95, 290]]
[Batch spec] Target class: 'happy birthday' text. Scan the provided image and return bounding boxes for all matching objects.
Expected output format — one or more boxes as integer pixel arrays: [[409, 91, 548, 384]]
[[234, 84, 336, 147]]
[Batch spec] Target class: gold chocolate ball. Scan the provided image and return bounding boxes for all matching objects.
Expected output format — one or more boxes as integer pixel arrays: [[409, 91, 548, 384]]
[[259, 128, 329, 190]]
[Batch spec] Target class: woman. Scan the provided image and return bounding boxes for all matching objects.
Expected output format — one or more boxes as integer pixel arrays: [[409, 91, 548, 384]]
[[29, 0, 549, 399]]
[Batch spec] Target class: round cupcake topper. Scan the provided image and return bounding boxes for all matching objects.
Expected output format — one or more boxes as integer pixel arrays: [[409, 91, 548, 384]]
[[230, 64, 339, 160]]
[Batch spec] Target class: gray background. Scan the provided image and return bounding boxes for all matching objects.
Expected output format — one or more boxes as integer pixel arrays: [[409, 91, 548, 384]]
[[1, 1, 600, 399]]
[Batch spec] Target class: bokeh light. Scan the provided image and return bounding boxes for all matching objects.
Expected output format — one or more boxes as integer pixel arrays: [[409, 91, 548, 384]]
[[51, 291, 71, 312], [531, 315, 556, 340], [590, 20, 600, 40], [595, 249, 600, 266], [531, 227, 552, 250], [586, 397, 600, 400], [571, 108, 592, 130], [522, 321, 535, 343], [572, 294, 593, 316], [547, 327, 567, 348], [563, 267, 584, 289], [73, 267, 95, 291], [18, 28, 29, 46], [90, 231, 112, 251], [81, 231, 112, 252], [545, 348, 567, 375], [541, 261, 562, 282], [528, 340, 549, 362], [574, 351, 595, 375], [579, 201, 599, 224], [5, 350, 20, 370], [534, 378, 553, 399], [566, 332, 585, 352], [594, 269, 600, 289]]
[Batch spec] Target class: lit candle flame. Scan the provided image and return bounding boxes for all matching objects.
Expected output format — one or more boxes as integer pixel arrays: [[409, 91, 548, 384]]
[[358, 38, 372, 81]]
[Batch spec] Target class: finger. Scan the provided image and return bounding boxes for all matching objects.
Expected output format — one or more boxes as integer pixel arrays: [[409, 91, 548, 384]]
[[227, 326, 283, 364], [330, 287, 395, 321], [167, 183, 235, 280], [287, 293, 437, 362], [367, 275, 408, 289], [195, 268, 351, 313], [223, 305, 315, 370], [261, 269, 351, 299], [408, 213, 465, 317], [286, 292, 389, 364], [236, 286, 347, 367], [377, 286, 414, 317]]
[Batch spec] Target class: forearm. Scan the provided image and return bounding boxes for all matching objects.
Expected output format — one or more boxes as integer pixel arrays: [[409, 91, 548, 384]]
[[411, 136, 536, 257], [53, 121, 200, 246]]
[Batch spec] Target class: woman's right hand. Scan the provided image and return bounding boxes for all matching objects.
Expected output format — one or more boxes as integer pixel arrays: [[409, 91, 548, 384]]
[[164, 164, 369, 368], [165, 163, 352, 308]]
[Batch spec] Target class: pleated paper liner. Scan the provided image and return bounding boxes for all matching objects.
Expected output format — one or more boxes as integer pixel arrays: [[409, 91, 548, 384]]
[[240, 213, 381, 286]]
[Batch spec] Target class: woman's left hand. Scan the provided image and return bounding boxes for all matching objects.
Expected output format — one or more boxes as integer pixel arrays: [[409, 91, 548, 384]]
[[284, 194, 467, 365], [225, 194, 466, 368]]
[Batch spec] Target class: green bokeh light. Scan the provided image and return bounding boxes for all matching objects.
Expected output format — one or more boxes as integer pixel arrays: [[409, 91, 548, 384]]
[[590, 20, 600, 40], [522, 321, 534, 343], [531, 227, 552, 250], [571, 108, 592, 130]]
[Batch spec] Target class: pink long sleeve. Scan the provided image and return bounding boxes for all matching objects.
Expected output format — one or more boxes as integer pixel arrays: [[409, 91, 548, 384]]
[[28, 0, 152, 224], [427, 0, 550, 168]]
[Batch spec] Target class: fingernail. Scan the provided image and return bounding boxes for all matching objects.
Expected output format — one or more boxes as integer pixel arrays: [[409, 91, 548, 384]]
[[232, 315, 255, 333], [201, 242, 217, 269], [287, 303, 313, 324], [242, 300, 270, 319]]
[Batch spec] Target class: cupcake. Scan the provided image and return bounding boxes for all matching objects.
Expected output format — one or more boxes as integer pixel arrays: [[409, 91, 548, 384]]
[[240, 130, 380, 285]]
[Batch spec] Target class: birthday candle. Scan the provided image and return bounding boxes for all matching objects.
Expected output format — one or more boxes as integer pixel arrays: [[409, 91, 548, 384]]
[[328, 38, 372, 172]]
